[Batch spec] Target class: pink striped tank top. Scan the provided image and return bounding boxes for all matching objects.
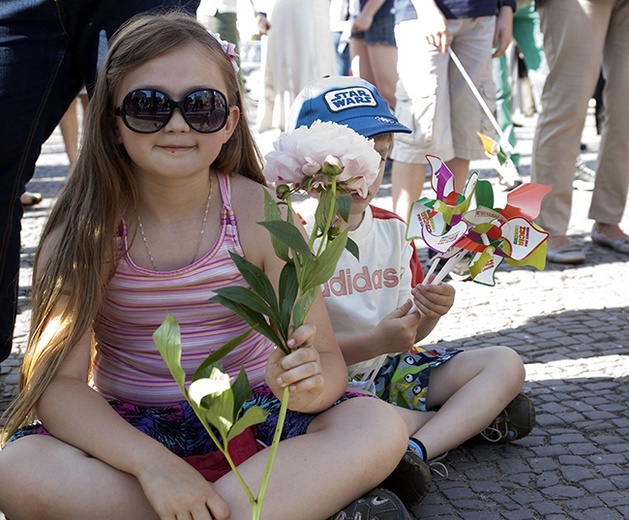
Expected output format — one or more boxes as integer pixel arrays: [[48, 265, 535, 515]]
[[93, 173, 275, 406]]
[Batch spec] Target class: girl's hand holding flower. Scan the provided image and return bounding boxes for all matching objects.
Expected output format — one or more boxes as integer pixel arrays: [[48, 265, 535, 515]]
[[266, 323, 326, 409]]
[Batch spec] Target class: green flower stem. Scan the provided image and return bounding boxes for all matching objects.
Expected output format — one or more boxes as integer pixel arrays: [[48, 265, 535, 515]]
[[188, 400, 257, 505], [252, 385, 290, 520], [314, 179, 338, 258]]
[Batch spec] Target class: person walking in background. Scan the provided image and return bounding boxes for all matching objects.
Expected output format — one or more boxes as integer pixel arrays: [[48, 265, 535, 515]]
[[390, 0, 514, 224], [493, 0, 597, 192], [349, 0, 399, 109], [330, 0, 352, 76], [196, 0, 271, 86], [0, 0, 202, 367], [493, 0, 545, 185], [58, 89, 90, 176], [532, 0, 629, 264], [255, 0, 337, 132]]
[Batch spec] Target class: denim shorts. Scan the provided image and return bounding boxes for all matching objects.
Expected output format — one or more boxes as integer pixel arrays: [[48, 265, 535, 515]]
[[374, 347, 462, 411], [351, 13, 396, 46]]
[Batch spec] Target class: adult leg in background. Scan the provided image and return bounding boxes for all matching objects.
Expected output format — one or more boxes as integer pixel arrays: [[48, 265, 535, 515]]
[[588, 0, 629, 241], [531, 0, 608, 250]]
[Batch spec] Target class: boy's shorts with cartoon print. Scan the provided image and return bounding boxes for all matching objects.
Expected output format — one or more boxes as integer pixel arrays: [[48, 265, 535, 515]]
[[374, 347, 462, 411]]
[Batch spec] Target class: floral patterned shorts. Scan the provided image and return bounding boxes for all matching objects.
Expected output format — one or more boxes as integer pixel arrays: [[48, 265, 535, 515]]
[[10, 385, 369, 458]]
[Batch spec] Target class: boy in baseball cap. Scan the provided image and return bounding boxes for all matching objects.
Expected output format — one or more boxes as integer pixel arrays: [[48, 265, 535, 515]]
[[289, 76, 534, 510]]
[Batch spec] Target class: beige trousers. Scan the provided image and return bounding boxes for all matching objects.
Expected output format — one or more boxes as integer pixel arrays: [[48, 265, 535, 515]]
[[532, 0, 629, 236]]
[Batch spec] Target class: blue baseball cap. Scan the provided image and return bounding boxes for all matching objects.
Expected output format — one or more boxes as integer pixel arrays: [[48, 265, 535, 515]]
[[287, 75, 411, 138]]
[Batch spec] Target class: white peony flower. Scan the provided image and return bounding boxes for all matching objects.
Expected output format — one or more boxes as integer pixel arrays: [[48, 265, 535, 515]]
[[263, 120, 381, 197]]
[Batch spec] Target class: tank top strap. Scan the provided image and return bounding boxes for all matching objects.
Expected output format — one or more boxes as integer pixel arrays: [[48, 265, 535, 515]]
[[217, 172, 238, 233]]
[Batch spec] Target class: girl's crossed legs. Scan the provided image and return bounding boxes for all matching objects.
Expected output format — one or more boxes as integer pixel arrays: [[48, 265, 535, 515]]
[[0, 396, 408, 520]]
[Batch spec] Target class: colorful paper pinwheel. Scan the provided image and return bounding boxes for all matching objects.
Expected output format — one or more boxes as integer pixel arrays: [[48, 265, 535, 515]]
[[457, 179, 551, 285], [406, 155, 552, 286]]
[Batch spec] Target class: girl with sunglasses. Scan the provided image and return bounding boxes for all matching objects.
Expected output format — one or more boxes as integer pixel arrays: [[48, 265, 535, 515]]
[[0, 11, 411, 520]]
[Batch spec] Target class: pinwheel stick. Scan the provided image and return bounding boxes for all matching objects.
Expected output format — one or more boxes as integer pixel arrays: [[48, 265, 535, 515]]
[[450, 50, 514, 155], [422, 249, 468, 285], [407, 249, 467, 315]]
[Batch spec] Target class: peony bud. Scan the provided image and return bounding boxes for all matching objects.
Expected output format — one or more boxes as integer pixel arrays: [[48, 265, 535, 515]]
[[322, 155, 344, 176], [276, 184, 291, 200]]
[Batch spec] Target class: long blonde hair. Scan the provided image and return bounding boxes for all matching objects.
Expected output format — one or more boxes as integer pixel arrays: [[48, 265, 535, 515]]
[[1, 11, 265, 444]]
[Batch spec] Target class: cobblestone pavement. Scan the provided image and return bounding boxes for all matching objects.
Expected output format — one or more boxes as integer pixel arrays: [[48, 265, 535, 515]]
[[1, 107, 627, 519]]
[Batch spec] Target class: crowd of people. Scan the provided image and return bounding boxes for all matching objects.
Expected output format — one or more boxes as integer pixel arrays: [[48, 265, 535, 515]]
[[0, 1, 627, 519]]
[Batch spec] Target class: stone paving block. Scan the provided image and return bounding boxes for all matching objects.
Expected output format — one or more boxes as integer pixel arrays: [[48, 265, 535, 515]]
[[582, 478, 617, 493], [530, 501, 566, 516], [560, 465, 597, 482], [540, 485, 585, 498], [572, 509, 624, 520], [567, 443, 600, 456]]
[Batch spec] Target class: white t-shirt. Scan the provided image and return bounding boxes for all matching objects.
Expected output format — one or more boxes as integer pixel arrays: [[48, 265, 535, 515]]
[[307, 205, 424, 382]]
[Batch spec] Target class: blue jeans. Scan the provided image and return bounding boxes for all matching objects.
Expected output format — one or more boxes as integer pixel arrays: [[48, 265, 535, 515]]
[[0, 0, 200, 362]]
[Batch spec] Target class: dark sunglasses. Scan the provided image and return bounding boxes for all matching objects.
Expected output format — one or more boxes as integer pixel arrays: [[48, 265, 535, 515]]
[[115, 88, 229, 134]]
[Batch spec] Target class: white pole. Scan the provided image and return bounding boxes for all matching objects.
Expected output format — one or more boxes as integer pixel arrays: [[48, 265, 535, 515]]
[[449, 50, 515, 154]]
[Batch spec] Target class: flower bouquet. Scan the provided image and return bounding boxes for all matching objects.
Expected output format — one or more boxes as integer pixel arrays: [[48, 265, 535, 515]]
[[153, 120, 380, 519]]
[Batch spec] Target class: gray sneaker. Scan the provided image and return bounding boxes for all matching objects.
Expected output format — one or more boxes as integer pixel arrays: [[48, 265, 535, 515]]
[[573, 158, 595, 191], [480, 393, 536, 442], [329, 488, 411, 520]]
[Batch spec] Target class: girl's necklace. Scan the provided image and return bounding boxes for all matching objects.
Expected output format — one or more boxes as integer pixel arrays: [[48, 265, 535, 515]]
[[137, 175, 214, 271]]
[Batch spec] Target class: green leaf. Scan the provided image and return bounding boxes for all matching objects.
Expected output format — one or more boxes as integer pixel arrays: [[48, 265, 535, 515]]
[[314, 189, 335, 233], [336, 194, 352, 223], [153, 315, 186, 390], [278, 262, 298, 336], [257, 221, 315, 259], [213, 285, 280, 325], [227, 406, 270, 442], [263, 190, 290, 262], [193, 330, 252, 381], [228, 252, 280, 315], [292, 287, 318, 329], [210, 294, 286, 350], [300, 227, 350, 293], [232, 367, 253, 419], [345, 236, 360, 261], [203, 404, 233, 442]]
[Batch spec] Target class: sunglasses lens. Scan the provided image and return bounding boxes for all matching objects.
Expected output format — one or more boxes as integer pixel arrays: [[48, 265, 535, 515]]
[[122, 90, 171, 133], [182, 90, 228, 133], [119, 89, 229, 133]]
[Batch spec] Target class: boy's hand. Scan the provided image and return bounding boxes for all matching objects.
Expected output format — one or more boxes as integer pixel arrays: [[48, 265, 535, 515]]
[[372, 300, 422, 354], [411, 276, 455, 319]]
